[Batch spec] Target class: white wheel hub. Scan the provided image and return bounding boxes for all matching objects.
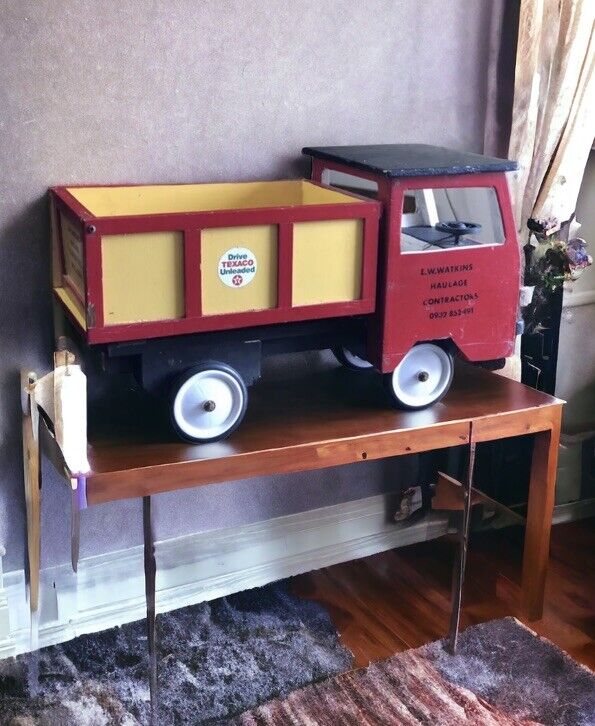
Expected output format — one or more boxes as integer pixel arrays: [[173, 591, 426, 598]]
[[172, 368, 245, 441], [342, 348, 374, 369], [390, 344, 452, 408]]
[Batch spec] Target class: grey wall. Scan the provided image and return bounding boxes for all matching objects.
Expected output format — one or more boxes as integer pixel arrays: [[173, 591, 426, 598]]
[[0, 0, 510, 572]]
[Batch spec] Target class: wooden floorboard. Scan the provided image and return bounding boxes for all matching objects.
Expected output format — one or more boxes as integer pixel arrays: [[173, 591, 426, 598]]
[[293, 517, 595, 670]]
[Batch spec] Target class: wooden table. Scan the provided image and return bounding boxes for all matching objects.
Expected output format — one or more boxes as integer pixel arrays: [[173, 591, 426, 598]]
[[27, 362, 562, 701]]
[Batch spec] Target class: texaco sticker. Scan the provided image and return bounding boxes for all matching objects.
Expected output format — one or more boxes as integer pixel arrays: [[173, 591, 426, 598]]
[[218, 247, 257, 288]]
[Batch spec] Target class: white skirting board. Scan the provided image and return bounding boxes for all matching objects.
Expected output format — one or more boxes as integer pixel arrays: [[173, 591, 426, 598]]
[[0, 494, 450, 659]]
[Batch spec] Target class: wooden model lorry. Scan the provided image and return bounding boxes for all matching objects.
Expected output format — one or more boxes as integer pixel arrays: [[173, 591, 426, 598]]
[[50, 144, 521, 442]]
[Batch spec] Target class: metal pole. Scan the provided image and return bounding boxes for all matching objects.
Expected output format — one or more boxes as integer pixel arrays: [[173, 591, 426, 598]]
[[447, 422, 476, 654], [70, 486, 80, 574], [143, 495, 157, 722]]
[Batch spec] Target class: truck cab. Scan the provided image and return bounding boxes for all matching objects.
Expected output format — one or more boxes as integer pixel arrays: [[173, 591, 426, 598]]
[[304, 144, 521, 409]]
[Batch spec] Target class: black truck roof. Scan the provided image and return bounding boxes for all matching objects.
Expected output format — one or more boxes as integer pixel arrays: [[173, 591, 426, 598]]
[[302, 144, 518, 178]]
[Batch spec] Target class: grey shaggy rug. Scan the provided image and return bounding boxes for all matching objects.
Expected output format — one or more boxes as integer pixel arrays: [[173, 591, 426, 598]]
[[1, 589, 593, 725], [0, 582, 353, 725], [421, 617, 595, 726]]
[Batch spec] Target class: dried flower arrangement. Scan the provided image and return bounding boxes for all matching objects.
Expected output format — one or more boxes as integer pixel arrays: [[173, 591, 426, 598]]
[[522, 215, 592, 333]]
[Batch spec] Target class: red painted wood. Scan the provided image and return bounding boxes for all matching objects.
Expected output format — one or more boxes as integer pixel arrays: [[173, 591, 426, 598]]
[[86, 300, 375, 344], [52, 183, 380, 344], [86, 202, 376, 236], [51, 186, 95, 223], [366, 178, 394, 369], [361, 216, 380, 306], [52, 193, 67, 280], [277, 223, 293, 309], [377, 173, 520, 372], [183, 229, 202, 318], [306, 162, 520, 373], [53, 166, 519, 369]]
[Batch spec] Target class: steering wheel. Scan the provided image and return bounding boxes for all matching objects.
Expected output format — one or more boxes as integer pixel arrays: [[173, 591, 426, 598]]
[[435, 221, 482, 242]]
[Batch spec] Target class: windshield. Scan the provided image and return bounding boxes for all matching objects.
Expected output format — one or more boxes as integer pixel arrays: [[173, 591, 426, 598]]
[[400, 187, 505, 253]]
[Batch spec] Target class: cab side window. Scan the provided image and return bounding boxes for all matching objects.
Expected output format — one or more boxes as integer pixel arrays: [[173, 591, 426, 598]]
[[321, 169, 379, 199], [400, 187, 505, 253]]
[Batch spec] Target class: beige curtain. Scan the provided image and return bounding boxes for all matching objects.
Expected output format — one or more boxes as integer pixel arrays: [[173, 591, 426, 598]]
[[508, 0, 595, 238]]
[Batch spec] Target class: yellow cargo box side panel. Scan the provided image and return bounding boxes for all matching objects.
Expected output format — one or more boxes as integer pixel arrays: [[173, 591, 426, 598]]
[[292, 219, 363, 306], [201, 225, 277, 316], [102, 232, 184, 325], [54, 287, 87, 330], [66, 180, 359, 217]]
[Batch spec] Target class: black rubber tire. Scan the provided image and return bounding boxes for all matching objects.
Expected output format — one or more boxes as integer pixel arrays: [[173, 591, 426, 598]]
[[332, 346, 374, 370], [169, 362, 248, 443], [476, 358, 506, 371], [383, 345, 454, 410]]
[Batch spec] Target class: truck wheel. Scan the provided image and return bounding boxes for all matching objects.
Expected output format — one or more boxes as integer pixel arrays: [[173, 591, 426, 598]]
[[170, 363, 248, 443], [332, 346, 374, 370], [384, 343, 454, 410]]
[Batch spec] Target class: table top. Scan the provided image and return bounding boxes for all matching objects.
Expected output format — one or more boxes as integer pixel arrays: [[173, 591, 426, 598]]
[[80, 363, 562, 505]]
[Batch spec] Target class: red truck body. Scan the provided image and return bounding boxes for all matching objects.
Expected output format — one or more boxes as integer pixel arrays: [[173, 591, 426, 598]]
[[50, 144, 522, 441], [307, 147, 520, 373]]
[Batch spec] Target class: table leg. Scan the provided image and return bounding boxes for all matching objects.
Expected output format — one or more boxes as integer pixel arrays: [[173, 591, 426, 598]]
[[21, 373, 41, 615], [70, 484, 80, 573], [447, 435, 476, 654], [143, 495, 157, 720], [521, 420, 561, 620]]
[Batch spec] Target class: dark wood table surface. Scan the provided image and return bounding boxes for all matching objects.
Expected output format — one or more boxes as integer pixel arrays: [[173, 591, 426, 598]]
[[42, 361, 563, 621], [86, 364, 560, 496]]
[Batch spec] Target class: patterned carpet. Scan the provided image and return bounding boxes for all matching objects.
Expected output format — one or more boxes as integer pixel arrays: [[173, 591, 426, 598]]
[[0, 584, 593, 725], [234, 618, 595, 726]]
